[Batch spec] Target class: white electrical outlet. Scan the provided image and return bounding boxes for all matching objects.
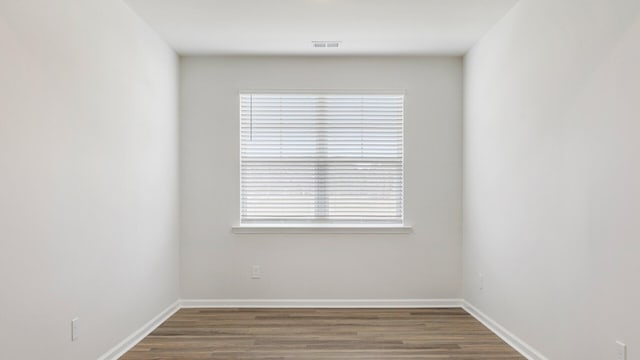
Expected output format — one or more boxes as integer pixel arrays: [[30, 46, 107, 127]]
[[251, 265, 261, 279], [71, 318, 79, 341], [479, 273, 484, 291], [616, 341, 626, 360]]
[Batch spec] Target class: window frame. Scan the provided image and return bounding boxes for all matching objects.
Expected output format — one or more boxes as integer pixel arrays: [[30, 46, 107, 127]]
[[234, 90, 411, 233]]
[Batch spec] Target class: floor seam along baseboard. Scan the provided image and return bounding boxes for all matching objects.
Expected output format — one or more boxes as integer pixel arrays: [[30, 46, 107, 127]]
[[97, 300, 180, 360], [462, 301, 549, 360]]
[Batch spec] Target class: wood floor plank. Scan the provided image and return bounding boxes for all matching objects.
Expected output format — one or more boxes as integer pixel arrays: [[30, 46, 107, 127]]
[[120, 308, 524, 360]]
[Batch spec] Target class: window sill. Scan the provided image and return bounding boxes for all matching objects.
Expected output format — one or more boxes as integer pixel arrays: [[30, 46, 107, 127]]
[[231, 224, 413, 235]]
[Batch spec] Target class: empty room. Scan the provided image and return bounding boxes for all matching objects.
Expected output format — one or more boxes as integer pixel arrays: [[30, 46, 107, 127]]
[[1, 0, 639, 359]]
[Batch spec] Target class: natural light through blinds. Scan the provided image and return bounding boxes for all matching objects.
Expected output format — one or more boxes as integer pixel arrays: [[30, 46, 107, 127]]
[[240, 93, 404, 225]]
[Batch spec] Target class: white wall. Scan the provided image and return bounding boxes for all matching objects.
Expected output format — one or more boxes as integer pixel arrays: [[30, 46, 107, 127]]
[[464, 0, 640, 359], [0, 1, 179, 359], [180, 56, 463, 300]]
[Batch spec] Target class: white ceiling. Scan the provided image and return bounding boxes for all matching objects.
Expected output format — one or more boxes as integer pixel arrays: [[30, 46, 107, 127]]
[[125, 0, 519, 55]]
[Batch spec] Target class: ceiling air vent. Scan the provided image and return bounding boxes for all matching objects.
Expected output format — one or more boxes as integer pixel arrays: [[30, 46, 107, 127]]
[[312, 41, 341, 48]]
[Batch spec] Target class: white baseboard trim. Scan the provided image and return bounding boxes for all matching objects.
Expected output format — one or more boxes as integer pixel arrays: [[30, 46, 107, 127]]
[[180, 298, 463, 308], [98, 300, 180, 360], [462, 301, 549, 360]]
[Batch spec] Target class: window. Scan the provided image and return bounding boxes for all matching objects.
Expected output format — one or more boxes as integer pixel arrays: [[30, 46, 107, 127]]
[[240, 92, 404, 226]]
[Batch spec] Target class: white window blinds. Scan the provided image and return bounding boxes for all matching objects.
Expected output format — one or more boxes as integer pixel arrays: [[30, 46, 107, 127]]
[[240, 93, 404, 225]]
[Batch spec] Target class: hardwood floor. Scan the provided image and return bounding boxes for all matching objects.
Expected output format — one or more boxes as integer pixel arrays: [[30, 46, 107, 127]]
[[121, 308, 525, 359]]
